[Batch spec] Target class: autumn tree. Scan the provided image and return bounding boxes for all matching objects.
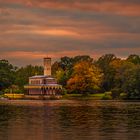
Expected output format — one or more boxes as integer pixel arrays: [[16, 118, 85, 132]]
[[52, 55, 93, 87], [67, 61, 103, 95]]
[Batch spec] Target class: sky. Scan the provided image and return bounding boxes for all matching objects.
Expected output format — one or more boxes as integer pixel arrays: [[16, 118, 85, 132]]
[[0, 0, 140, 66]]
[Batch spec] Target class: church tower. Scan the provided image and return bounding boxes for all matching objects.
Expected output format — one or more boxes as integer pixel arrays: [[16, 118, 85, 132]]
[[44, 57, 51, 76]]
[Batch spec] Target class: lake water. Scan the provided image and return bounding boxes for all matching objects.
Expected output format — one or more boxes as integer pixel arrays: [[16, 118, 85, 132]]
[[0, 100, 140, 140]]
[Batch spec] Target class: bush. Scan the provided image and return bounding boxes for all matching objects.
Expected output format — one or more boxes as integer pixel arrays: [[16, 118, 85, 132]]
[[3, 87, 24, 94], [0, 94, 8, 98], [128, 91, 140, 100], [61, 88, 67, 95], [4, 88, 10, 93], [104, 91, 112, 96], [102, 94, 112, 100], [13, 89, 23, 94], [102, 92, 112, 100], [119, 93, 128, 99], [0, 91, 3, 95], [111, 88, 121, 99]]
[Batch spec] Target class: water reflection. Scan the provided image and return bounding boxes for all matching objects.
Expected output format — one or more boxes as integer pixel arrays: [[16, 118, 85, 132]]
[[0, 101, 140, 140]]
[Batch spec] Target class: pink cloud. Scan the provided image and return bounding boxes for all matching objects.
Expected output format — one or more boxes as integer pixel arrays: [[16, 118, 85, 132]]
[[1, 0, 140, 16], [0, 0, 140, 66]]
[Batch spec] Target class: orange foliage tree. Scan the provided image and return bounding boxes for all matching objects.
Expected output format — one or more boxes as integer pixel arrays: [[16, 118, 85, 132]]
[[67, 61, 103, 94]]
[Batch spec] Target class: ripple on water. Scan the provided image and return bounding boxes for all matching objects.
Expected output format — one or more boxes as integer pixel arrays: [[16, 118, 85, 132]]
[[0, 100, 140, 140]]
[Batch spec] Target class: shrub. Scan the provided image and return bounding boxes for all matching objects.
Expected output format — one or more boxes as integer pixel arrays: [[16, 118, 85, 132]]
[[128, 91, 140, 100], [104, 91, 112, 96], [4, 88, 10, 93], [13, 89, 23, 94], [119, 93, 128, 99], [102, 92, 112, 100], [111, 88, 121, 99], [0, 91, 3, 95], [61, 88, 67, 95], [102, 94, 112, 100], [3, 87, 24, 94]]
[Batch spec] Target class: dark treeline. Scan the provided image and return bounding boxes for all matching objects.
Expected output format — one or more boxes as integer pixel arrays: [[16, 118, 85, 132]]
[[0, 60, 43, 93], [0, 54, 140, 99]]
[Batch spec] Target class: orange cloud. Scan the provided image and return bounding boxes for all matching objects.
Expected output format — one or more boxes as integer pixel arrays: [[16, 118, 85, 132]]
[[0, 0, 140, 66], [2, 46, 140, 66], [33, 29, 80, 37], [1, 50, 99, 66], [27, 1, 140, 16], [3, 28, 79, 37], [1, 0, 140, 16]]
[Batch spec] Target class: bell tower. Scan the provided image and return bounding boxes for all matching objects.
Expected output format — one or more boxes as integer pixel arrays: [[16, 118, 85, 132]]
[[44, 57, 51, 76]]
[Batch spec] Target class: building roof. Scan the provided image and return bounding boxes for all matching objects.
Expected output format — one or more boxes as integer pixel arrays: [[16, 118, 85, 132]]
[[29, 75, 46, 78], [46, 77, 55, 80], [29, 75, 55, 79]]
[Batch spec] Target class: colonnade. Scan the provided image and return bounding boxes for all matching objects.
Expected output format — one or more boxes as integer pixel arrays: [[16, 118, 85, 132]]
[[28, 87, 62, 95]]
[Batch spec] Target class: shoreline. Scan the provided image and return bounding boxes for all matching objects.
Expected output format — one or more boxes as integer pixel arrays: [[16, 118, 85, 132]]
[[0, 99, 140, 107]]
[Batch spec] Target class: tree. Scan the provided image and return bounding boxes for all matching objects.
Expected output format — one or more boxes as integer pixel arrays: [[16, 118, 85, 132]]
[[122, 65, 140, 99], [15, 65, 43, 88], [67, 61, 103, 95], [60, 56, 73, 70], [117, 63, 140, 99], [96, 54, 117, 91], [0, 59, 16, 90], [110, 59, 128, 89], [96, 54, 116, 71], [56, 68, 70, 86], [51, 61, 60, 76], [52, 55, 94, 87], [127, 54, 140, 65], [110, 59, 140, 99], [73, 55, 93, 64]]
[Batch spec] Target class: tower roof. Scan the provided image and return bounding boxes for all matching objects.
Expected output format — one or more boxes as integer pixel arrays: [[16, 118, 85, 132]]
[[44, 57, 51, 59]]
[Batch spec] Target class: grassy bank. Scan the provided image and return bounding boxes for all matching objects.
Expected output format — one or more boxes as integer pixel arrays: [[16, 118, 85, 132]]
[[62, 93, 105, 100], [1, 93, 105, 100]]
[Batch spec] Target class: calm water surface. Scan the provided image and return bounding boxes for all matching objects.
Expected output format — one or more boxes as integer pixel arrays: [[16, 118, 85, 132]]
[[0, 100, 140, 140]]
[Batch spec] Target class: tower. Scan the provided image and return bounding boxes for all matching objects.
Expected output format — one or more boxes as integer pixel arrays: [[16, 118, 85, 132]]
[[44, 57, 51, 76]]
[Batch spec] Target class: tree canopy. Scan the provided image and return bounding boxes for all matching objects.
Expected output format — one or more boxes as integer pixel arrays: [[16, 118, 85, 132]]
[[67, 60, 103, 94], [0, 54, 140, 99], [0, 60, 16, 90]]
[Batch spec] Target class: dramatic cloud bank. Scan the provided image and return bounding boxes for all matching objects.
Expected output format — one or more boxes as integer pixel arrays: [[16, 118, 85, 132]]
[[0, 0, 140, 66]]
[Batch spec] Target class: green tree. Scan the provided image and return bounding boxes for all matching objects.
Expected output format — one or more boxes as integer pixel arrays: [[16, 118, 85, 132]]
[[127, 54, 140, 65], [73, 55, 93, 64], [0, 59, 16, 90], [111, 59, 140, 99], [51, 61, 60, 76], [96, 54, 116, 71], [56, 69, 70, 86], [60, 56, 73, 70], [96, 54, 117, 91], [123, 65, 140, 99], [15, 65, 43, 88]]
